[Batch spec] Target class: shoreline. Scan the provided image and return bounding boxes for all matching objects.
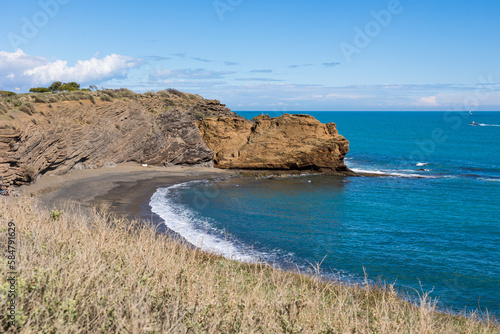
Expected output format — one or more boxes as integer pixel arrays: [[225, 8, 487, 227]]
[[20, 162, 233, 224], [21, 163, 366, 222], [15, 163, 500, 324]]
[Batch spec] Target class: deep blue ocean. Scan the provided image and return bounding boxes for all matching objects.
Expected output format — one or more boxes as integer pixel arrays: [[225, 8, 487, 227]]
[[150, 111, 500, 316]]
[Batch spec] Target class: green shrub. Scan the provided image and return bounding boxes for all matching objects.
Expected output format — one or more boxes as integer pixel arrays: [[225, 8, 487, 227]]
[[0, 101, 10, 114], [101, 89, 117, 98], [115, 88, 137, 98], [59, 84, 79, 91], [60, 92, 78, 101], [100, 95, 112, 102], [49, 210, 63, 220], [187, 93, 201, 100], [49, 81, 63, 91], [19, 102, 36, 115], [49, 95, 61, 103], [157, 89, 186, 99], [164, 99, 176, 107], [29, 87, 51, 93], [48, 81, 80, 92], [167, 88, 184, 98], [10, 99, 22, 107], [101, 88, 137, 99], [0, 90, 16, 97], [32, 94, 49, 103], [194, 111, 207, 119], [60, 91, 92, 101]]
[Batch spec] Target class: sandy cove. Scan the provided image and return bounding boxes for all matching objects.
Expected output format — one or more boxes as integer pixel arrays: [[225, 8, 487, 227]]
[[19, 162, 233, 223]]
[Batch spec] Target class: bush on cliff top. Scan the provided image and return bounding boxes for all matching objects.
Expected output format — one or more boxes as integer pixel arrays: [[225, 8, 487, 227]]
[[101, 88, 137, 99], [0, 90, 16, 97], [29, 87, 51, 93], [48, 81, 80, 92]]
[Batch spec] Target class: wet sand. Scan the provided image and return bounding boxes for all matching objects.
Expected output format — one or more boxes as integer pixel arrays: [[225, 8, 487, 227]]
[[20, 162, 232, 226]]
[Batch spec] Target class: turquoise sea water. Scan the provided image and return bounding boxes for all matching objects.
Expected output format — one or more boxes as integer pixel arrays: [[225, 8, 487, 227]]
[[150, 111, 500, 316]]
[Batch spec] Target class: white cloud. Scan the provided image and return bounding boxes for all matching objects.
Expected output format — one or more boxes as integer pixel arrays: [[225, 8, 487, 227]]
[[24, 54, 141, 85], [0, 49, 141, 90], [0, 49, 46, 82], [414, 96, 439, 107]]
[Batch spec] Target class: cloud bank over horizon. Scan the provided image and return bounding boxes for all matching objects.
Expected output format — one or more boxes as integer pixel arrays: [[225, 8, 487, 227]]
[[1, 49, 499, 111]]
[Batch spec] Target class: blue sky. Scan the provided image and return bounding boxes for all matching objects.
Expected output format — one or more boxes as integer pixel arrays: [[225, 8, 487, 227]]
[[1, 0, 499, 111]]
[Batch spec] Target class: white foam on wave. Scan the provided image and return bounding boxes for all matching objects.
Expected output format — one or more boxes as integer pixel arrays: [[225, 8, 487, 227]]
[[346, 160, 437, 178], [387, 171, 436, 178], [149, 182, 256, 263], [349, 167, 385, 175], [416, 162, 429, 167], [479, 178, 500, 182], [349, 166, 436, 179], [480, 124, 500, 127]]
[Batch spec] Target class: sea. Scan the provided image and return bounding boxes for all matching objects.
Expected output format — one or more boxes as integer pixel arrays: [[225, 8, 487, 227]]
[[150, 111, 500, 317]]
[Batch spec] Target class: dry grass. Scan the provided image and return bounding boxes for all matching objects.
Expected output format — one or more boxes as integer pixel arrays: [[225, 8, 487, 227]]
[[0, 197, 498, 333]]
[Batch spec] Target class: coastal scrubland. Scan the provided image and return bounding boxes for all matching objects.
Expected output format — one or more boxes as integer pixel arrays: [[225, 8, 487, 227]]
[[1, 197, 498, 333]]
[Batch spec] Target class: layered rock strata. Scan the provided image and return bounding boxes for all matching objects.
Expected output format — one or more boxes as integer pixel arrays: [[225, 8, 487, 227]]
[[197, 114, 350, 172], [0, 91, 350, 187], [0, 92, 233, 186]]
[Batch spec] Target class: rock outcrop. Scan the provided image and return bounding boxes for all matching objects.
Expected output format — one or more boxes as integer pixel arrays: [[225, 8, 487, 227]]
[[0, 90, 351, 187], [197, 114, 350, 172], [0, 90, 234, 186]]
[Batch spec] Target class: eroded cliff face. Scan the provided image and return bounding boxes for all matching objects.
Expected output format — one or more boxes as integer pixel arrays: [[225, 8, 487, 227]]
[[197, 114, 350, 172], [0, 90, 351, 187], [0, 91, 234, 186]]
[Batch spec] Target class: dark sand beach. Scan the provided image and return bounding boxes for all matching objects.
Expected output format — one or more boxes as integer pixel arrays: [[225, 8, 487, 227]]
[[20, 162, 232, 225]]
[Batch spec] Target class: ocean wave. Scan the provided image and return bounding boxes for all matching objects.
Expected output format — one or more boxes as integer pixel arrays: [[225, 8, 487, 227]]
[[149, 181, 340, 274], [480, 124, 500, 127], [348, 166, 436, 179], [150, 182, 258, 263], [345, 160, 429, 178], [347, 159, 500, 181], [479, 178, 500, 182]]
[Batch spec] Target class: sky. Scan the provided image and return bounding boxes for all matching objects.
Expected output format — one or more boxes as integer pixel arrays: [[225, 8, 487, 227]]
[[1, 0, 499, 111]]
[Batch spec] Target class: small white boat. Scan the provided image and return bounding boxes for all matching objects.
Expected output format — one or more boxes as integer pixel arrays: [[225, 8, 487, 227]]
[[469, 121, 480, 126]]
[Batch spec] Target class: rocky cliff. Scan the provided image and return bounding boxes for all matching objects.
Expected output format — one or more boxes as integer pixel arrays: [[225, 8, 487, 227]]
[[0, 90, 235, 186], [197, 114, 350, 172], [0, 89, 350, 187]]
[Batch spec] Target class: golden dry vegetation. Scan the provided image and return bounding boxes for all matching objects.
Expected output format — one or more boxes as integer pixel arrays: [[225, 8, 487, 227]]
[[0, 197, 498, 333]]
